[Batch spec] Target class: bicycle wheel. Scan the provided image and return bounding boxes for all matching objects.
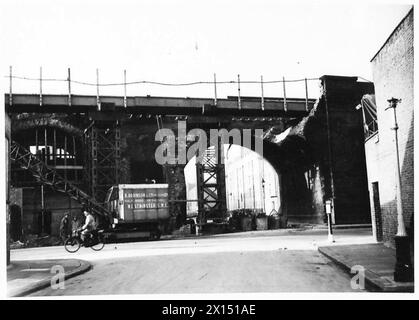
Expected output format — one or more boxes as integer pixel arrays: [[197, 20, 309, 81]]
[[64, 237, 81, 253], [91, 234, 105, 251]]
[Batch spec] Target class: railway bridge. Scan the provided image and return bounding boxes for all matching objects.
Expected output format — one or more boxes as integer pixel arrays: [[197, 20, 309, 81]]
[[6, 75, 374, 236]]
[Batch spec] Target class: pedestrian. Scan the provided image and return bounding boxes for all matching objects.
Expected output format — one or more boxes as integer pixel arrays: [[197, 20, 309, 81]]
[[72, 215, 82, 233], [59, 213, 70, 244]]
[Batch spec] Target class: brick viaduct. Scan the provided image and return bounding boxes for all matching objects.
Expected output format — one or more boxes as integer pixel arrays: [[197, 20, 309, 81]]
[[7, 75, 374, 233]]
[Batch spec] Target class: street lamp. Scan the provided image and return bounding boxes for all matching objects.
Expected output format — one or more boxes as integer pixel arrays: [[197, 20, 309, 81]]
[[386, 97, 413, 282]]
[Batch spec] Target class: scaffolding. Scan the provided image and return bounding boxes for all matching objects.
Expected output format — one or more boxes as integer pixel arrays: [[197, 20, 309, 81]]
[[84, 121, 121, 203], [11, 125, 84, 187], [10, 140, 110, 219], [196, 144, 227, 224]]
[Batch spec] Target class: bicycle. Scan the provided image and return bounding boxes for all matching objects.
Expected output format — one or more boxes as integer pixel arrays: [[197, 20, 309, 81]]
[[64, 229, 105, 253]]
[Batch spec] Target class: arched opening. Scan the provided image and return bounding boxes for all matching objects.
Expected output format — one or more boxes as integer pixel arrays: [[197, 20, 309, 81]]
[[184, 144, 281, 228], [224, 144, 280, 215], [180, 126, 325, 231]]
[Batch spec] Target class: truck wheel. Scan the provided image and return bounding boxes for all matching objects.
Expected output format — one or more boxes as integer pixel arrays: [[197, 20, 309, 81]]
[[149, 231, 161, 241]]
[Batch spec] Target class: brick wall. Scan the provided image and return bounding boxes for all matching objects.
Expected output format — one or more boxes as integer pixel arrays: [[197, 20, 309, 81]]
[[367, 8, 414, 244]]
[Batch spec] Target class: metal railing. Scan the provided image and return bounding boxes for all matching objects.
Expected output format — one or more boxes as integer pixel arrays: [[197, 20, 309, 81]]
[[6, 67, 319, 112]]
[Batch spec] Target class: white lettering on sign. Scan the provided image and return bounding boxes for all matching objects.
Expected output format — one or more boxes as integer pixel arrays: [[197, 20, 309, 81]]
[[123, 188, 168, 216], [124, 192, 146, 198]]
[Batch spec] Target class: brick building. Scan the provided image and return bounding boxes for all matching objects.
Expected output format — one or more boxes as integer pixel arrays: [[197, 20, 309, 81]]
[[365, 8, 413, 245]]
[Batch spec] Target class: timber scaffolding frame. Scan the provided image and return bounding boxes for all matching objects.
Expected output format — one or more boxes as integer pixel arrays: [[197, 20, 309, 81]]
[[10, 140, 111, 219], [196, 143, 227, 224], [84, 121, 121, 203]]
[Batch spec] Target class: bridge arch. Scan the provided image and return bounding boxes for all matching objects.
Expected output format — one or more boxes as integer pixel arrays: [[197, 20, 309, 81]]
[[163, 124, 320, 227]]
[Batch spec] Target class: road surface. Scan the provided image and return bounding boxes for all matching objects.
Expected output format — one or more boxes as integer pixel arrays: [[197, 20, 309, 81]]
[[10, 228, 374, 295]]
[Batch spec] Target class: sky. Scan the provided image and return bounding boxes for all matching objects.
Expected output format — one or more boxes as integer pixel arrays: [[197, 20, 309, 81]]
[[0, 0, 413, 99]]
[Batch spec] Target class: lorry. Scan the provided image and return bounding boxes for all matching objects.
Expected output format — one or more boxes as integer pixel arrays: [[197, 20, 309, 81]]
[[104, 184, 170, 240]]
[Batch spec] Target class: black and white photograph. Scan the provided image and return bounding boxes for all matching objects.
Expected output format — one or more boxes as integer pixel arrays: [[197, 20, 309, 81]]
[[0, 0, 416, 303]]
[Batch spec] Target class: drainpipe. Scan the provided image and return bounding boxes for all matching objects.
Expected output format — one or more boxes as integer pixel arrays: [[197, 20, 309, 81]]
[[322, 79, 336, 229]]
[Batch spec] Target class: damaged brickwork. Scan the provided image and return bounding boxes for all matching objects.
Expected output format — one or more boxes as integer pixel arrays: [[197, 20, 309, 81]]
[[264, 75, 374, 224]]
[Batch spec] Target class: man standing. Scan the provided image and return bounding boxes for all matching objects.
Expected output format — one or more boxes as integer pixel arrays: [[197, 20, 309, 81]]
[[59, 213, 70, 244]]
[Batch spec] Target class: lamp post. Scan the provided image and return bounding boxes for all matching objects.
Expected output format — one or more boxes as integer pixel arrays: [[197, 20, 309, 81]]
[[261, 178, 266, 214], [386, 97, 413, 282], [325, 199, 335, 243]]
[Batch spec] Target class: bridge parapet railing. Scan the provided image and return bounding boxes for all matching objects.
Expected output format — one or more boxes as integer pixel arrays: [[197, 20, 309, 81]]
[[5, 67, 321, 113]]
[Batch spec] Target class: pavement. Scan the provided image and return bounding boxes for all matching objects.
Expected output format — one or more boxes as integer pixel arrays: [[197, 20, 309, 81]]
[[7, 259, 92, 297], [318, 243, 414, 292]]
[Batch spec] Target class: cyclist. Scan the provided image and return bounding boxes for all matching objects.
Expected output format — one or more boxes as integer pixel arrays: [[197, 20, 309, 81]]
[[79, 210, 96, 243]]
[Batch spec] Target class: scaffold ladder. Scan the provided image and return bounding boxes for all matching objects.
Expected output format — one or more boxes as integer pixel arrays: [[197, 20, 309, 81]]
[[196, 145, 227, 223], [10, 140, 111, 219]]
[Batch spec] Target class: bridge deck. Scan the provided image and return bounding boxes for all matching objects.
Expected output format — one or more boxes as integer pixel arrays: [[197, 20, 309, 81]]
[[6, 94, 315, 117]]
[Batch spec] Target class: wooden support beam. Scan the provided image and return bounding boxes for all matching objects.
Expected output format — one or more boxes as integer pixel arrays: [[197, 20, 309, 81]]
[[44, 127, 47, 165], [73, 135, 78, 182]]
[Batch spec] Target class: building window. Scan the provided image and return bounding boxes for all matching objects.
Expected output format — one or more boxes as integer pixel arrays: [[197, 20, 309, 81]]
[[358, 94, 378, 140]]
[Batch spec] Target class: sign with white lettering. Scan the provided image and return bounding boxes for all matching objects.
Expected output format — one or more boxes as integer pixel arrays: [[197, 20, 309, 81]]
[[119, 184, 169, 221]]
